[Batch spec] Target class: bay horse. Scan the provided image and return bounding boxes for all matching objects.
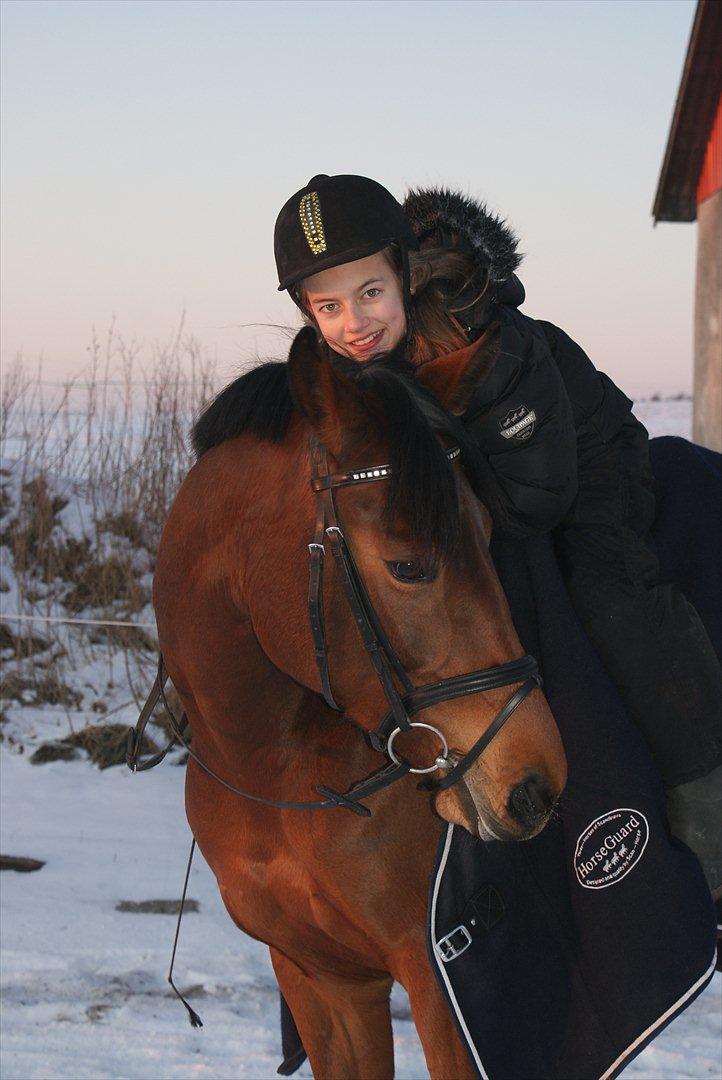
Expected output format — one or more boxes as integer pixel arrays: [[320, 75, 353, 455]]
[[153, 326, 567, 1079]]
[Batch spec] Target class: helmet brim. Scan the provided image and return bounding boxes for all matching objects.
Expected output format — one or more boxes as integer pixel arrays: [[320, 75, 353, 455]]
[[277, 238, 400, 292]]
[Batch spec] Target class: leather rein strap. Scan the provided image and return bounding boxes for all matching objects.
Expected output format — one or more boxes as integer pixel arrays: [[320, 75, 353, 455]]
[[127, 436, 541, 815]]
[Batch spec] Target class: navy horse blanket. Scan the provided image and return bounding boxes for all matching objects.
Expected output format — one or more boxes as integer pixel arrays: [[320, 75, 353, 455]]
[[282, 437, 720, 1078], [428, 437, 719, 1079]]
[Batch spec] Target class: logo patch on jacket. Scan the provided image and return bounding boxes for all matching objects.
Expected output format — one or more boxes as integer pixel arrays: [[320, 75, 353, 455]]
[[574, 808, 649, 889], [499, 405, 536, 441]]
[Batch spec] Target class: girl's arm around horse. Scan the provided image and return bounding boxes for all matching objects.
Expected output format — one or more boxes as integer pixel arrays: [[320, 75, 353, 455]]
[[460, 301, 641, 541]]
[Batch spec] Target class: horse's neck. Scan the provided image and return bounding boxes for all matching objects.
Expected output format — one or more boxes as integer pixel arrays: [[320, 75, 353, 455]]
[[162, 425, 367, 775], [229, 427, 328, 693], [186, 616, 365, 798]]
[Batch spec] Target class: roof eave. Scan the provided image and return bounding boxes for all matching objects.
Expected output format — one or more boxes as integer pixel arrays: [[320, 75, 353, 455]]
[[653, 0, 722, 223]]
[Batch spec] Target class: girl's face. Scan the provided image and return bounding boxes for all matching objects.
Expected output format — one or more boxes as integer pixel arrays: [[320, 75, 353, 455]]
[[303, 251, 406, 361]]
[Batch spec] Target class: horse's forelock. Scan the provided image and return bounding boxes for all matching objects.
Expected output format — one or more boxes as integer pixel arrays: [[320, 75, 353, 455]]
[[350, 363, 476, 560]]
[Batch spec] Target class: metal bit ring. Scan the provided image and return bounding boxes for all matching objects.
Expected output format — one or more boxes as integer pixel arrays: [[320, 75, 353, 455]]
[[386, 722, 450, 774]]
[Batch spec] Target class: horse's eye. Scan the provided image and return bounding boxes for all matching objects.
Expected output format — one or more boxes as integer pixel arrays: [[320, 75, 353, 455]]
[[387, 559, 429, 583]]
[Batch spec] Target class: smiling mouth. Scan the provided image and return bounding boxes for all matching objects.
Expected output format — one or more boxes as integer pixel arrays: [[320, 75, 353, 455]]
[[349, 329, 384, 350]]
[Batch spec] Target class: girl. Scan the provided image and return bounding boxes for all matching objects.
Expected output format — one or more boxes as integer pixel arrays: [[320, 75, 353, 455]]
[[274, 173, 722, 894]]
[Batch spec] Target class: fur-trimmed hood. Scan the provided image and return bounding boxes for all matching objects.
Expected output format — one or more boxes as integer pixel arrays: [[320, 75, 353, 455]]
[[403, 187, 522, 284]]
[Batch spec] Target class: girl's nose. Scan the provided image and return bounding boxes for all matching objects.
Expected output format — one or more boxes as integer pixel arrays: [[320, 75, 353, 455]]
[[344, 303, 369, 336]]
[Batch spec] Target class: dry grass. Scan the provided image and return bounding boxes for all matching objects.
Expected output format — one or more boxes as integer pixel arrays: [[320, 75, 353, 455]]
[[29, 724, 161, 768], [0, 671, 82, 709], [115, 898, 199, 914], [0, 318, 218, 731], [64, 723, 160, 769]]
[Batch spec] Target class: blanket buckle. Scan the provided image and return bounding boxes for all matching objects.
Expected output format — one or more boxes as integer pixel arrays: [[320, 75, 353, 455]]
[[434, 924, 472, 962]]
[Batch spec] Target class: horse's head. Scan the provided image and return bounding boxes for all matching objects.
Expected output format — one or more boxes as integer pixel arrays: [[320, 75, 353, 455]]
[[285, 327, 566, 842]]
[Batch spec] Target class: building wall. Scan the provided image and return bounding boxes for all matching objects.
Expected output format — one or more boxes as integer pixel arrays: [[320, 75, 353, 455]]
[[693, 190, 722, 451], [696, 95, 721, 205]]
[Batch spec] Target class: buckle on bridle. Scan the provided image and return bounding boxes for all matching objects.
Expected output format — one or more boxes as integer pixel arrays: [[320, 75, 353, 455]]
[[365, 730, 387, 753], [386, 722, 450, 775]]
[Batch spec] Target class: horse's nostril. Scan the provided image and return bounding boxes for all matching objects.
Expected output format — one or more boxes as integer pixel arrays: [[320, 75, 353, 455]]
[[508, 773, 554, 829]]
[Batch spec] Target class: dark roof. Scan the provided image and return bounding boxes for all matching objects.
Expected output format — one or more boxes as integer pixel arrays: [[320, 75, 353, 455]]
[[653, 0, 722, 222]]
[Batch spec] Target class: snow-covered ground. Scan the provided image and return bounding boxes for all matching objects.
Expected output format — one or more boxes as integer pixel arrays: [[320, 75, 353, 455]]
[[2, 398, 720, 1080], [1, 750, 429, 1080], [633, 397, 693, 440]]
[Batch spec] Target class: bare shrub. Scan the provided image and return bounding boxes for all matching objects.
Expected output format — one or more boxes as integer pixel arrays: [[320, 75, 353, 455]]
[[1, 476, 68, 575], [64, 723, 160, 769], [29, 724, 160, 769], [63, 554, 145, 613], [30, 741, 80, 764], [0, 317, 219, 734], [99, 511, 146, 547], [0, 671, 82, 709], [0, 622, 49, 659]]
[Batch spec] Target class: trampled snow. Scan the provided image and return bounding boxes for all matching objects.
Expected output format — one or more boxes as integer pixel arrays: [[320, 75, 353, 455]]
[[2, 399, 720, 1080]]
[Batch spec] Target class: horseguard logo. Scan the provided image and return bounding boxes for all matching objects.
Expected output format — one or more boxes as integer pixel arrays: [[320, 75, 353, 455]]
[[299, 191, 327, 255], [574, 808, 649, 890], [499, 404, 536, 442]]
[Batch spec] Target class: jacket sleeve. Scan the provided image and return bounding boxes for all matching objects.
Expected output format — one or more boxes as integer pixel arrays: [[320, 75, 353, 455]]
[[535, 320, 634, 441], [535, 320, 653, 536], [462, 315, 578, 538]]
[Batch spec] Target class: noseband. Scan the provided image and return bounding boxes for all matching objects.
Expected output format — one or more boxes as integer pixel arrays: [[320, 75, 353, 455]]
[[128, 436, 540, 815]]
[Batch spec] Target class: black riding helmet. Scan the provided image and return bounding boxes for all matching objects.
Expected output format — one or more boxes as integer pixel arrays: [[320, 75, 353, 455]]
[[274, 174, 419, 311]]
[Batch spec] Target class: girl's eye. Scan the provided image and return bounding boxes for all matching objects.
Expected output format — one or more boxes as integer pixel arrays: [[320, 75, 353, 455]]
[[365, 287, 381, 298], [319, 302, 338, 313], [386, 559, 431, 584]]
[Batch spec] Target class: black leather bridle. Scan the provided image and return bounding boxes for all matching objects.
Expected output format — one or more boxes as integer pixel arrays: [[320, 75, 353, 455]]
[[127, 437, 540, 816]]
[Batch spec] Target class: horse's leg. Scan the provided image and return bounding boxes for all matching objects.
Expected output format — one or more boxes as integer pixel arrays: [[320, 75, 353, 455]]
[[270, 947, 395, 1080], [397, 954, 477, 1080]]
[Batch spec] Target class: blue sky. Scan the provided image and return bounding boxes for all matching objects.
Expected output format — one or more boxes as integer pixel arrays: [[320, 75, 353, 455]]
[[1, 0, 697, 393]]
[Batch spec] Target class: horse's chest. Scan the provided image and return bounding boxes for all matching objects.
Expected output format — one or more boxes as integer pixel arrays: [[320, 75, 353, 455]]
[[205, 811, 423, 961]]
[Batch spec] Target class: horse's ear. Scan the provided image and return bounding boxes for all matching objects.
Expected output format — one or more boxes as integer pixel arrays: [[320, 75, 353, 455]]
[[287, 326, 328, 427], [414, 323, 501, 416], [287, 326, 368, 457]]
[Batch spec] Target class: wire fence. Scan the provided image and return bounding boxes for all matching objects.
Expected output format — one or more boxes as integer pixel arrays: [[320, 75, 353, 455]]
[[0, 326, 214, 726], [1, 612, 157, 630]]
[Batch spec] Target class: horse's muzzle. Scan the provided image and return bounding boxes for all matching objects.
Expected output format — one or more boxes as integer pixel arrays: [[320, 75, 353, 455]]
[[507, 771, 556, 833]]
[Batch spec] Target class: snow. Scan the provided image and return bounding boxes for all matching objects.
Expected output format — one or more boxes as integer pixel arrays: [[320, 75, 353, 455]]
[[2, 398, 720, 1080], [2, 746, 719, 1080], [0, 750, 425, 1080], [633, 397, 693, 441]]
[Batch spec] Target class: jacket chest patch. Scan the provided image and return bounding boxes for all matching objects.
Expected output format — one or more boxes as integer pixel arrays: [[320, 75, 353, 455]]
[[499, 404, 536, 441], [574, 808, 649, 889]]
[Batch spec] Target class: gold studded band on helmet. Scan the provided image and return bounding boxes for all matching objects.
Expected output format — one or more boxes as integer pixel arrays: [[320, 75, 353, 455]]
[[299, 191, 327, 255], [275, 174, 419, 293]]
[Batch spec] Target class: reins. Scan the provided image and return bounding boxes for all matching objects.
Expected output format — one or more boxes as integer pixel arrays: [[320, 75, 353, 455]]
[[126, 655, 409, 816], [127, 435, 541, 815]]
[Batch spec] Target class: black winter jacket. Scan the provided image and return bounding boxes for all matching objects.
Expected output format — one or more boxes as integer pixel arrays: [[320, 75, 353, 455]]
[[462, 303, 635, 538], [403, 187, 637, 540]]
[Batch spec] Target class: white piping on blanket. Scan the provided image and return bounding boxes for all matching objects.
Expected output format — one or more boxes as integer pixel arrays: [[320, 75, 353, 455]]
[[429, 822, 489, 1080]]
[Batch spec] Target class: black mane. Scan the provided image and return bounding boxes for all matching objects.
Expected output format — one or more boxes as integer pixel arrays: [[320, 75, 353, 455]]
[[192, 361, 293, 456], [191, 356, 485, 559]]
